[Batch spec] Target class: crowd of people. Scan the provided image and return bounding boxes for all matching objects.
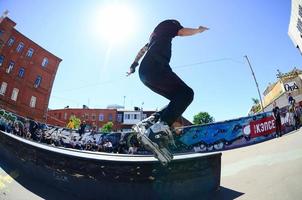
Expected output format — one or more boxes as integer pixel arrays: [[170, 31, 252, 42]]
[[272, 93, 302, 137], [0, 110, 143, 155]]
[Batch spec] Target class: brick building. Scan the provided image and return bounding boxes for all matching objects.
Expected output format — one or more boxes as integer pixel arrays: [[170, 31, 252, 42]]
[[0, 16, 62, 122], [47, 107, 192, 131]]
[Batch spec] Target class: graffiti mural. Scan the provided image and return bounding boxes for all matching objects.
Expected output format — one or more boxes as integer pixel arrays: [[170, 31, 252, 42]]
[[176, 112, 292, 153]]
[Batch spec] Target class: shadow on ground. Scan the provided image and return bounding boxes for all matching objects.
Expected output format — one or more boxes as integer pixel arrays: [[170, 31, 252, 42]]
[[0, 159, 80, 200], [0, 159, 244, 200]]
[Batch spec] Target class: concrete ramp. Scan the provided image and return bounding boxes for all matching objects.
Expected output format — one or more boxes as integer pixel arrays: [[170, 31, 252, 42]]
[[0, 131, 221, 199]]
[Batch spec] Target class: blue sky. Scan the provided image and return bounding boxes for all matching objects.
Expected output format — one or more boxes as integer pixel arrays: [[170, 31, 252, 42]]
[[1, 0, 301, 122]]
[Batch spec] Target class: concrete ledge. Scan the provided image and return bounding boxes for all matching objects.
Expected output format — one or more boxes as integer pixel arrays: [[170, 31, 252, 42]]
[[0, 131, 221, 199]]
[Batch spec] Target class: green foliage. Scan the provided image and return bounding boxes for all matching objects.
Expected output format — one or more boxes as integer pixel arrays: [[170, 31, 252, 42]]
[[69, 115, 81, 129], [101, 122, 114, 133], [193, 112, 214, 125], [250, 98, 261, 114]]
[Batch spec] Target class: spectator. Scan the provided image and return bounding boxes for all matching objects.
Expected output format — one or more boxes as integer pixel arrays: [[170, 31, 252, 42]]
[[0, 116, 6, 131], [128, 146, 138, 154], [29, 120, 39, 139], [294, 104, 301, 130], [66, 119, 75, 129], [103, 139, 113, 153], [272, 101, 282, 137], [13, 121, 21, 136], [288, 93, 294, 105], [78, 120, 86, 136], [6, 122, 12, 133], [91, 122, 97, 135]]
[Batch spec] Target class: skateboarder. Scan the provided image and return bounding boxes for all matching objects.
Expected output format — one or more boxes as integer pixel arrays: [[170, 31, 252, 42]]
[[127, 19, 209, 142]]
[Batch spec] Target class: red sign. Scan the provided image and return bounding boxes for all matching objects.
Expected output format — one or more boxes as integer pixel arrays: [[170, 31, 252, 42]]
[[250, 116, 276, 138]]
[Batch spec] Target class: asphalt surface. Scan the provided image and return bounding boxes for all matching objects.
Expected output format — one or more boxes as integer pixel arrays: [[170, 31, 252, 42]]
[[1, 129, 302, 200]]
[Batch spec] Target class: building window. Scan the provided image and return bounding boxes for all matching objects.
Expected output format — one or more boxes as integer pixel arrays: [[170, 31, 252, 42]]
[[117, 114, 122, 122], [26, 48, 34, 58], [85, 114, 89, 120], [16, 42, 24, 53], [0, 30, 4, 37], [0, 40, 3, 48], [108, 114, 113, 121], [99, 114, 104, 121], [29, 96, 36, 108], [64, 112, 67, 120], [0, 82, 7, 95], [18, 67, 25, 78], [34, 75, 42, 88], [11, 88, 19, 101], [92, 114, 96, 121], [0, 55, 4, 66], [42, 57, 48, 67], [6, 61, 15, 74], [7, 37, 14, 47], [124, 114, 130, 120]]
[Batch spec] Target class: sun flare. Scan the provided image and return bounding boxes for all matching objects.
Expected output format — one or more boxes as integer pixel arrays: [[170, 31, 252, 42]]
[[94, 3, 138, 45]]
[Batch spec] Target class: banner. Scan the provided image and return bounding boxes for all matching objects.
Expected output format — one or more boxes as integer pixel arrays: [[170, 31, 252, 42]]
[[178, 112, 291, 153]]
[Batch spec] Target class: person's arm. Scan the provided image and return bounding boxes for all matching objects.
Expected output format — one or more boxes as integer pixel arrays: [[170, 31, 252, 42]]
[[178, 26, 209, 36], [127, 43, 149, 76]]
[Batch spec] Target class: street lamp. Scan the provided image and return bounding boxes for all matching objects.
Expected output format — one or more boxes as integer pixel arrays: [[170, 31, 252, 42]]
[[244, 55, 264, 112]]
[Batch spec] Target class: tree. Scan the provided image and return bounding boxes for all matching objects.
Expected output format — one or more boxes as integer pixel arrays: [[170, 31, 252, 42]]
[[193, 112, 214, 125], [69, 115, 81, 129], [251, 98, 259, 105], [251, 98, 261, 113], [101, 122, 114, 133]]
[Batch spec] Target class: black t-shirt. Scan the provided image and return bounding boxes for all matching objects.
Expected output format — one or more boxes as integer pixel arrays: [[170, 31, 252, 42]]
[[272, 106, 281, 120], [146, 20, 183, 63]]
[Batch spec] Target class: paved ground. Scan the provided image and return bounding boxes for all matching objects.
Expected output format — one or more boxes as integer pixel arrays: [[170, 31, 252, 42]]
[[216, 129, 302, 200], [1, 129, 302, 200]]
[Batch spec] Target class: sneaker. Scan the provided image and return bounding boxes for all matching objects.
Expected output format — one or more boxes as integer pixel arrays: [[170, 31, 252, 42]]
[[136, 113, 160, 132]]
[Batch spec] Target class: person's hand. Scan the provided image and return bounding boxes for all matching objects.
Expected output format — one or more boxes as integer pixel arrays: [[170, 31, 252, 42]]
[[126, 62, 139, 76], [198, 26, 209, 33]]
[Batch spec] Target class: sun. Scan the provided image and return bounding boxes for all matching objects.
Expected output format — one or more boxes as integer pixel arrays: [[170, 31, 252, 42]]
[[94, 3, 138, 45]]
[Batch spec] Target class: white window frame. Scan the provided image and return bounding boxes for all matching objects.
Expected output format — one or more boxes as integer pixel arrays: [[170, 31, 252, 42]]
[[6, 61, 14, 74], [0, 82, 7, 95], [99, 114, 104, 121], [29, 96, 36, 108], [0, 55, 4, 66], [42, 57, 48, 67], [7, 37, 14, 47], [26, 48, 34, 58], [16, 42, 24, 53], [11, 88, 19, 101], [18, 67, 25, 78], [34, 76, 42, 88]]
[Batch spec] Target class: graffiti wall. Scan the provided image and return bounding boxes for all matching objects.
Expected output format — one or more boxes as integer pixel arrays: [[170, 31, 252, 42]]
[[177, 111, 293, 153]]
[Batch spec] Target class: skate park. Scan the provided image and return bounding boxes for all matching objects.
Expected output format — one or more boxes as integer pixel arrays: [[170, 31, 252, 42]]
[[1, 0, 302, 199], [1, 125, 302, 200]]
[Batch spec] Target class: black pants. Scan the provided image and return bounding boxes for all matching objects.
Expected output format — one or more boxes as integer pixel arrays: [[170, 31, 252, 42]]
[[275, 118, 282, 135], [139, 55, 194, 126]]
